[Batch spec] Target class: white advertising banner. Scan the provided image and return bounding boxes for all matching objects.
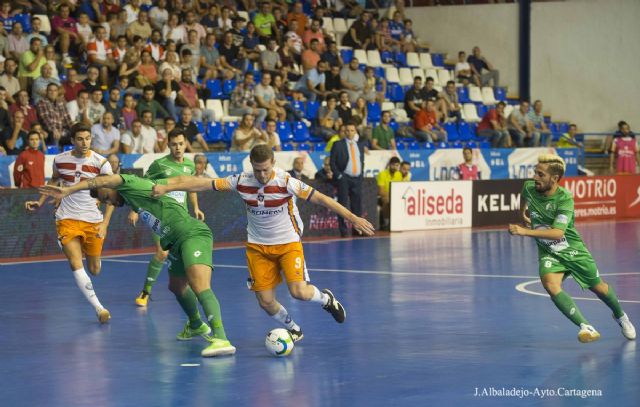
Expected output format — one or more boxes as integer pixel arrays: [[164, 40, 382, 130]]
[[390, 180, 473, 231]]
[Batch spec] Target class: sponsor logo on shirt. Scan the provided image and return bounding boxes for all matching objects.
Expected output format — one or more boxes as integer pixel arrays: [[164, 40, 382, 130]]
[[555, 214, 569, 224]]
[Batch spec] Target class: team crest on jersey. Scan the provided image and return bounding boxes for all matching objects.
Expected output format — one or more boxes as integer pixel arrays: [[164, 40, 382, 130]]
[[530, 210, 539, 219], [75, 171, 81, 178], [545, 203, 555, 211], [183, 166, 189, 172], [257, 193, 264, 202], [165, 170, 171, 175]]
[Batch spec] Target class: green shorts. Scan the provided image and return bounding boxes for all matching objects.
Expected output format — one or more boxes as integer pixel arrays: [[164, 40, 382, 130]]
[[538, 254, 601, 289], [166, 228, 213, 277]]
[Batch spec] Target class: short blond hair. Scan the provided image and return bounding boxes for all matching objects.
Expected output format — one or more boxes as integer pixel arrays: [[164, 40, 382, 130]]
[[538, 154, 565, 179]]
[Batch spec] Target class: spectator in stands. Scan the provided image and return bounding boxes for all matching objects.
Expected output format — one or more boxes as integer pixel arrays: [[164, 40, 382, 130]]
[[7, 22, 28, 61], [67, 89, 92, 126], [272, 73, 305, 122], [400, 161, 412, 181], [508, 101, 537, 147], [88, 89, 107, 124], [413, 100, 447, 143], [43, 45, 62, 82], [288, 156, 310, 181], [557, 124, 583, 149], [302, 38, 322, 71], [218, 30, 244, 76], [18, 37, 46, 91], [229, 71, 268, 125], [388, 11, 406, 48], [477, 101, 509, 148], [377, 156, 402, 230], [288, 2, 309, 37], [260, 37, 281, 75], [294, 59, 329, 102], [0, 58, 19, 104], [340, 58, 365, 103], [62, 68, 85, 102], [0, 1, 14, 35], [255, 71, 287, 122], [264, 118, 282, 151], [285, 19, 304, 55], [112, 35, 129, 65], [303, 18, 325, 52], [371, 111, 397, 150], [121, 93, 138, 130], [9, 90, 36, 131], [315, 156, 333, 183], [182, 30, 203, 73], [440, 81, 462, 123], [363, 67, 386, 104], [124, 0, 141, 24], [468, 46, 500, 87], [280, 36, 303, 82], [91, 112, 120, 156], [610, 121, 638, 174], [352, 97, 371, 140], [36, 83, 73, 146], [149, 0, 169, 31], [177, 68, 214, 123], [32, 64, 60, 105], [76, 13, 93, 52], [159, 51, 182, 81], [111, 11, 130, 42], [176, 107, 209, 152], [194, 154, 211, 178], [52, 3, 81, 65], [137, 85, 170, 122], [243, 22, 262, 63], [181, 10, 206, 45], [1, 110, 28, 155], [136, 50, 159, 87], [155, 116, 175, 153], [27, 16, 48, 46], [200, 33, 224, 82], [121, 119, 158, 154], [82, 65, 101, 93], [104, 88, 122, 126], [528, 100, 551, 146], [325, 64, 342, 94], [86, 26, 116, 88], [107, 153, 121, 174], [330, 121, 366, 237], [13, 130, 45, 187], [254, 1, 277, 43], [455, 51, 478, 86], [127, 9, 152, 42], [145, 30, 165, 63], [404, 76, 427, 119], [315, 94, 341, 141], [337, 91, 354, 125], [377, 18, 400, 53], [320, 41, 343, 68], [343, 11, 372, 50], [231, 113, 268, 152], [458, 147, 479, 180]]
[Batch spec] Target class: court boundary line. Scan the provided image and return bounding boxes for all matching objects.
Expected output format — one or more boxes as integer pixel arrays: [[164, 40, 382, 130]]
[[515, 275, 640, 304]]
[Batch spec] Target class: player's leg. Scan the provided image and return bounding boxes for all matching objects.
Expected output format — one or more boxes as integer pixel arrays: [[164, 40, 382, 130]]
[[281, 242, 346, 324], [136, 235, 167, 307], [590, 280, 636, 340], [540, 258, 597, 342]]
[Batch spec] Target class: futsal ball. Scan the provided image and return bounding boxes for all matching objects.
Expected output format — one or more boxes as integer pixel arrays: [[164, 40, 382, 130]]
[[265, 328, 294, 357]]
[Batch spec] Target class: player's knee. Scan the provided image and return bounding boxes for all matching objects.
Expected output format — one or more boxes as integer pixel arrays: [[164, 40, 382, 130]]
[[155, 251, 168, 262], [88, 263, 101, 276], [288, 285, 309, 301], [542, 281, 561, 296], [257, 296, 276, 311]]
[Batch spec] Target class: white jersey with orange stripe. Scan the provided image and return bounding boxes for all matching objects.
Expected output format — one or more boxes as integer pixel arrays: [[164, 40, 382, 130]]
[[213, 168, 315, 245], [52, 150, 113, 223]]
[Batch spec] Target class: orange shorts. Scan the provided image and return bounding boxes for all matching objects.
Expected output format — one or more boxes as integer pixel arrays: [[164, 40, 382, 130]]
[[245, 242, 309, 291], [56, 219, 105, 257]]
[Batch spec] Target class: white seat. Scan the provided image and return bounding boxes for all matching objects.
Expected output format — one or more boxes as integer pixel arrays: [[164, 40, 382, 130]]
[[503, 104, 515, 119], [419, 53, 433, 69], [207, 99, 224, 121], [346, 18, 356, 27], [411, 68, 424, 80], [385, 67, 400, 83], [481, 87, 498, 105], [333, 18, 347, 33], [391, 108, 410, 123], [221, 100, 240, 122], [237, 11, 249, 22], [354, 49, 368, 65], [381, 101, 395, 111], [366, 50, 382, 67], [34, 14, 51, 35], [469, 86, 483, 103], [424, 68, 439, 83], [322, 17, 334, 33], [398, 68, 413, 86], [438, 70, 452, 86], [406, 52, 420, 68], [463, 103, 480, 122]]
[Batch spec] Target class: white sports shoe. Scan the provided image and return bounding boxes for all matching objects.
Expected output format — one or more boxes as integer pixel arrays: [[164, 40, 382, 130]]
[[615, 313, 636, 340], [578, 323, 600, 343]]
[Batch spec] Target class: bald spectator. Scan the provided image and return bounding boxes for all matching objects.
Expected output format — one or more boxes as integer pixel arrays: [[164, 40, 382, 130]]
[[468, 46, 500, 87], [107, 153, 121, 174], [91, 112, 120, 156], [0, 58, 19, 104], [288, 156, 310, 181], [340, 58, 366, 103], [32, 64, 60, 104]]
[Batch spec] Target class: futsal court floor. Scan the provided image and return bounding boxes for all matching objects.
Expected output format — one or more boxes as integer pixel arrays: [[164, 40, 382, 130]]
[[1, 220, 638, 407]]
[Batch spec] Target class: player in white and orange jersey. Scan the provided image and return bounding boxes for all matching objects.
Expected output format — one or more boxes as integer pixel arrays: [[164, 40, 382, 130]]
[[153, 145, 375, 342], [25, 123, 115, 324]]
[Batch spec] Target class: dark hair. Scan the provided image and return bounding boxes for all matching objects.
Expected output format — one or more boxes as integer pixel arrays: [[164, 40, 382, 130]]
[[29, 37, 41, 45], [168, 128, 185, 141], [446, 80, 455, 86], [463, 147, 472, 154], [425, 76, 434, 82], [141, 110, 152, 117], [27, 130, 40, 139], [497, 101, 507, 108], [618, 121, 628, 128], [250, 144, 274, 163], [414, 76, 422, 81], [143, 85, 154, 93], [389, 157, 401, 165], [401, 161, 411, 167], [71, 122, 92, 138]]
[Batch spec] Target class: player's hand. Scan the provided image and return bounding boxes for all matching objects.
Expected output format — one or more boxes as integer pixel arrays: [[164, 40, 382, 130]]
[[522, 212, 532, 228], [508, 224, 528, 236], [194, 208, 205, 221], [38, 185, 70, 200], [25, 201, 41, 211], [128, 211, 139, 227], [96, 222, 108, 239], [351, 216, 375, 236], [151, 184, 168, 197]]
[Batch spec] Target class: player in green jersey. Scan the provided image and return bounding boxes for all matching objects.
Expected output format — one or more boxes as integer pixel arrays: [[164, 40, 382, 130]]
[[130, 131, 205, 307], [509, 154, 636, 343], [38, 168, 235, 357]]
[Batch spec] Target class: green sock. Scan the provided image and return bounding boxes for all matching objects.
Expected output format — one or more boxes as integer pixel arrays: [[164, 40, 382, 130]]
[[596, 285, 624, 319], [196, 289, 227, 340], [143, 257, 165, 293], [551, 291, 589, 327], [175, 287, 203, 328]]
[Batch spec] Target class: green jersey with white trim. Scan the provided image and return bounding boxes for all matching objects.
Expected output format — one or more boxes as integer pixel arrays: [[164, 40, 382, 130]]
[[521, 180, 592, 262], [145, 155, 195, 209]]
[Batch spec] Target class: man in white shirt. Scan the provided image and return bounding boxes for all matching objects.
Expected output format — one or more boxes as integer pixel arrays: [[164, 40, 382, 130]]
[[455, 51, 479, 87], [91, 112, 120, 155], [121, 119, 158, 153], [140, 109, 160, 150]]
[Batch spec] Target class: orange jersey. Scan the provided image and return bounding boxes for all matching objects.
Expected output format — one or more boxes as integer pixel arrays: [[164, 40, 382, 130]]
[[213, 168, 315, 245]]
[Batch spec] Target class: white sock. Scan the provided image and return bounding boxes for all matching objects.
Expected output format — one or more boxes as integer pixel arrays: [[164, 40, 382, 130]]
[[310, 286, 329, 306], [271, 305, 299, 331], [72, 268, 104, 310]]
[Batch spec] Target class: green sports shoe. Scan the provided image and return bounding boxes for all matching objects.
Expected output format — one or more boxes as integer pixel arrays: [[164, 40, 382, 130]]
[[176, 321, 211, 341], [201, 338, 236, 357]]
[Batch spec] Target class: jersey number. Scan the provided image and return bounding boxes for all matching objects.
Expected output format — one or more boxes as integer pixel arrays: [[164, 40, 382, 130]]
[[295, 257, 302, 269]]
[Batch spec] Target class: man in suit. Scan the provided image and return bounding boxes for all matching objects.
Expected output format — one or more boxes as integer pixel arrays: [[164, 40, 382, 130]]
[[330, 121, 366, 237], [287, 156, 309, 181]]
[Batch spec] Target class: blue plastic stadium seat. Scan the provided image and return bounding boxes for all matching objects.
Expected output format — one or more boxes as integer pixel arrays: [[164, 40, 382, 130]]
[[367, 102, 381, 122], [396, 142, 407, 150], [297, 143, 311, 151], [224, 121, 238, 138], [423, 142, 435, 150], [458, 121, 472, 141], [394, 52, 407, 67], [443, 122, 459, 142], [374, 67, 385, 79], [222, 79, 236, 98], [63, 145, 74, 151], [205, 121, 223, 143], [380, 51, 394, 64], [466, 141, 477, 149], [46, 145, 60, 155], [476, 104, 489, 118], [340, 49, 353, 64], [195, 121, 205, 134], [305, 100, 320, 120], [281, 142, 295, 151], [407, 141, 421, 150], [479, 141, 491, 149], [313, 142, 327, 151], [390, 83, 405, 102], [452, 141, 463, 149], [206, 79, 223, 99], [431, 53, 445, 67], [388, 120, 399, 134], [437, 141, 449, 149], [457, 87, 470, 103], [277, 121, 294, 141], [291, 100, 304, 113], [293, 121, 310, 142], [494, 87, 507, 101]]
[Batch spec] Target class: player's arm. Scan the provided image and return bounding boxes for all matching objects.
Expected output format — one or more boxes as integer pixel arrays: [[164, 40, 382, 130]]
[[152, 175, 218, 195], [309, 189, 375, 236], [25, 169, 61, 211], [38, 175, 124, 199], [520, 201, 531, 227], [509, 225, 564, 240], [189, 191, 205, 220]]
